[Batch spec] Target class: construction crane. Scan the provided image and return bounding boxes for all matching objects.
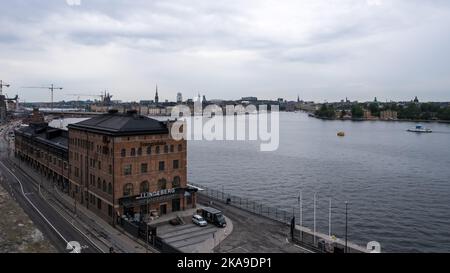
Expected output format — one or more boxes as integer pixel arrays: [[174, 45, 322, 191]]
[[22, 84, 63, 111], [0, 80, 10, 96]]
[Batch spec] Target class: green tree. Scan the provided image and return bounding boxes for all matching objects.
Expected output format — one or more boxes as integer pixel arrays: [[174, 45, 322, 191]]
[[351, 104, 364, 118]]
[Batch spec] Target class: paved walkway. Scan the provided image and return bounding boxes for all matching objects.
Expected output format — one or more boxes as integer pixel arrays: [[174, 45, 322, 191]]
[[198, 195, 308, 253]]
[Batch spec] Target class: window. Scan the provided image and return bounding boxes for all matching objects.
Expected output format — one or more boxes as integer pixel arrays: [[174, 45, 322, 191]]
[[156, 146, 160, 154], [97, 198, 102, 210], [108, 183, 113, 195], [170, 145, 174, 153], [138, 147, 142, 156], [146, 146, 151, 155], [178, 144, 183, 152], [164, 145, 169, 153], [98, 161, 102, 170], [131, 148, 136, 156], [173, 160, 179, 169], [158, 179, 167, 190], [124, 165, 132, 176], [121, 149, 126, 157], [108, 164, 112, 174], [172, 176, 181, 188], [123, 183, 133, 196], [108, 205, 113, 217], [141, 163, 148, 173], [140, 181, 149, 193], [97, 178, 101, 189], [102, 180, 106, 192], [159, 161, 165, 171]]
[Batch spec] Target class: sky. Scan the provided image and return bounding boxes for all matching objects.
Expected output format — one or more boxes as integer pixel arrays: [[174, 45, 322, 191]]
[[1, 0, 450, 103]]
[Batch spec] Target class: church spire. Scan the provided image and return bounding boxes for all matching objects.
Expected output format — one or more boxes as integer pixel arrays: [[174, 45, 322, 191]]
[[155, 84, 159, 104]]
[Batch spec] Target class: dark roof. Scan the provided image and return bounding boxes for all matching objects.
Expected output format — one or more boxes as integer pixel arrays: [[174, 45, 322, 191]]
[[68, 111, 169, 136], [15, 125, 68, 152]]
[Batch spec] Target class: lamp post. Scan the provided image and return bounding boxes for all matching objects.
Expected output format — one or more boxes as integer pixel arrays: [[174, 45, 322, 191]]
[[298, 190, 303, 242], [345, 201, 348, 253], [313, 192, 317, 246]]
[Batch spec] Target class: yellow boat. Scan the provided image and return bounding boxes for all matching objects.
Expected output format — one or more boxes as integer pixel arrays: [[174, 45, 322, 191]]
[[337, 131, 345, 137]]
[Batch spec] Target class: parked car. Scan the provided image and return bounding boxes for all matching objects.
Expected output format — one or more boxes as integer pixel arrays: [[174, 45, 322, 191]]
[[192, 214, 207, 227]]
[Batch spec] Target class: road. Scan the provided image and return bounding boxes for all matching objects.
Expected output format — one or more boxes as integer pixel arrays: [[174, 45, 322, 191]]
[[0, 121, 104, 253]]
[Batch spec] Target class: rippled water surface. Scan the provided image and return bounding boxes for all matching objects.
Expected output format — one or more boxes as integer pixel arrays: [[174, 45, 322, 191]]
[[188, 112, 450, 252]]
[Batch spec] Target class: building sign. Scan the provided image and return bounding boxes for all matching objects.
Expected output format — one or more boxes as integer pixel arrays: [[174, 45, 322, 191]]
[[137, 188, 176, 200]]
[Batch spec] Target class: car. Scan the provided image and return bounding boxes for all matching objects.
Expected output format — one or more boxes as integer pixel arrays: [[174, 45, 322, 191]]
[[192, 214, 207, 227]]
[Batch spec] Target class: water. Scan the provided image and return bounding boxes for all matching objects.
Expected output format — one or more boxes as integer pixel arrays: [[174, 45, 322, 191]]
[[187, 112, 450, 253]]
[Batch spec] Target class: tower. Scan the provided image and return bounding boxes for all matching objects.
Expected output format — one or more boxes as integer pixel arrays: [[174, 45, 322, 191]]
[[155, 85, 159, 104]]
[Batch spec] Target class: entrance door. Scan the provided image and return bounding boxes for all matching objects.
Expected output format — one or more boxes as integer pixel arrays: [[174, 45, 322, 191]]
[[172, 199, 181, 212], [160, 204, 167, 215]]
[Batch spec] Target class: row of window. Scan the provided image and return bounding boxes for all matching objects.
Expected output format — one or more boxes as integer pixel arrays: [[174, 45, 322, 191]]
[[123, 177, 181, 197], [123, 160, 179, 176], [89, 174, 113, 195], [121, 144, 183, 157]]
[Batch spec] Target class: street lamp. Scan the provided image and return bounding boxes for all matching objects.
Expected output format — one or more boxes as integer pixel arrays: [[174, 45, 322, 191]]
[[345, 201, 348, 253]]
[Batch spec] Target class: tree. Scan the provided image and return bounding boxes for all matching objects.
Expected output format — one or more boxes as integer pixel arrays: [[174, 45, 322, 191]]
[[315, 104, 336, 118], [351, 104, 364, 118], [369, 103, 380, 117]]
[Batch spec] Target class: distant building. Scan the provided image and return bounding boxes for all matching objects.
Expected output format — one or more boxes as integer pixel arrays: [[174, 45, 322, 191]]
[[363, 110, 372, 119], [241, 97, 258, 102], [23, 108, 45, 125], [380, 110, 398, 120], [414, 96, 419, 103], [177, 93, 183, 104], [155, 85, 159, 104]]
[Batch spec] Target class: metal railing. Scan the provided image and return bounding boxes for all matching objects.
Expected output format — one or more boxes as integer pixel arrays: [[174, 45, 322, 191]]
[[190, 182, 294, 225]]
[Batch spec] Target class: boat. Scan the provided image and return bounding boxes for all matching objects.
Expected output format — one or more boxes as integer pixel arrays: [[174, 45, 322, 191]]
[[337, 131, 345, 137], [407, 124, 432, 133]]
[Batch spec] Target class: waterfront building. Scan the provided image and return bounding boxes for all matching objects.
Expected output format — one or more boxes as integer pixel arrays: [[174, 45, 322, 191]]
[[15, 109, 196, 225], [380, 110, 398, 120]]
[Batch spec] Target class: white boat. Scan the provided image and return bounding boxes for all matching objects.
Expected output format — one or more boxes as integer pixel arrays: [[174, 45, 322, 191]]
[[407, 125, 432, 133]]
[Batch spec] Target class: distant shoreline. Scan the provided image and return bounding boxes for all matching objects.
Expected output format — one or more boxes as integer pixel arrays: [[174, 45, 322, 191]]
[[309, 115, 450, 124]]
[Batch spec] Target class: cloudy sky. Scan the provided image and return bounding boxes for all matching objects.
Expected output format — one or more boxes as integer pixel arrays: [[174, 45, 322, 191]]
[[1, 0, 450, 103]]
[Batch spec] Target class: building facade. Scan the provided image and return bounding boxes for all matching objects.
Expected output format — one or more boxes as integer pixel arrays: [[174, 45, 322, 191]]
[[15, 109, 196, 225]]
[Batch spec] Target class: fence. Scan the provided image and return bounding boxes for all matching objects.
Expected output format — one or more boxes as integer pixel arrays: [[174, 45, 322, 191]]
[[118, 218, 181, 253], [190, 182, 295, 225]]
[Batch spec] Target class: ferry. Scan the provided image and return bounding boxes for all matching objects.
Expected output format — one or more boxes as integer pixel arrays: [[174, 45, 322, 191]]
[[407, 125, 432, 133]]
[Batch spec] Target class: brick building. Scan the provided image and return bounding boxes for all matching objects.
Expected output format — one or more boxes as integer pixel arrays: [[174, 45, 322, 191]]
[[15, 109, 196, 225]]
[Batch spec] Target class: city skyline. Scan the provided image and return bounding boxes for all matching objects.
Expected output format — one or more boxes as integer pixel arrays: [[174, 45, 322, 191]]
[[1, 1, 450, 102]]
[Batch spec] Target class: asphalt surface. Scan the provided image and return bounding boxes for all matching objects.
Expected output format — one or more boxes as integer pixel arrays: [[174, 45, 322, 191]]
[[0, 122, 103, 253], [198, 195, 312, 253]]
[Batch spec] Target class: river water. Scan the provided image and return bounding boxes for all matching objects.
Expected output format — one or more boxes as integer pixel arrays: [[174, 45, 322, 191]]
[[187, 112, 450, 253]]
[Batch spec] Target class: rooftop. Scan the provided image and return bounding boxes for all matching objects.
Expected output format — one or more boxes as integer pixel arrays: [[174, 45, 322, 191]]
[[68, 110, 169, 136]]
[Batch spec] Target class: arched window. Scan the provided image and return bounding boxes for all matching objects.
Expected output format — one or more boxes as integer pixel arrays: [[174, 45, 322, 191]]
[[102, 180, 107, 192], [121, 149, 126, 157], [140, 181, 149, 193], [158, 179, 167, 190], [147, 146, 151, 155], [123, 183, 133, 196], [164, 145, 169, 153], [172, 176, 181, 188], [108, 183, 113, 195], [131, 148, 136, 156], [137, 147, 142, 156], [97, 178, 101, 189]]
